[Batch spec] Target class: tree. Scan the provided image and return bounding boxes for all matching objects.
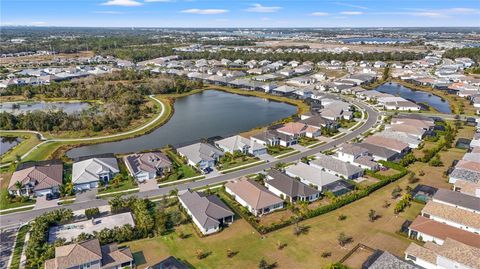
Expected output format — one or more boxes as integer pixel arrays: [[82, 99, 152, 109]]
[[391, 186, 402, 199], [368, 209, 377, 222], [337, 232, 353, 247], [14, 181, 23, 194]]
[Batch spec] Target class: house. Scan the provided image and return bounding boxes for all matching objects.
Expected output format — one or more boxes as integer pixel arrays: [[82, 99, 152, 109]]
[[363, 250, 420, 269], [124, 152, 172, 182], [178, 190, 234, 235], [285, 162, 342, 191], [44, 239, 134, 269], [299, 115, 338, 130], [357, 143, 400, 161], [215, 135, 267, 156], [177, 143, 224, 173], [432, 189, 480, 213], [336, 144, 369, 163], [448, 165, 480, 184], [251, 130, 280, 147], [72, 156, 120, 190], [276, 122, 320, 138], [420, 201, 480, 234], [377, 131, 422, 149], [225, 177, 284, 216], [148, 256, 189, 269], [453, 179, 480, 198], [311, 154, 364, 179], [265, 170, 320, 203], [363, 135, 410, 154], [407, 215, 480, 248], [404, 238, 480, 269], [8, 160, 63, 197]]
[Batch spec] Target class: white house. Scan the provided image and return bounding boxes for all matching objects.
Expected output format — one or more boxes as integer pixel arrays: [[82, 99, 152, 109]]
[[72, 157, 119, 190]]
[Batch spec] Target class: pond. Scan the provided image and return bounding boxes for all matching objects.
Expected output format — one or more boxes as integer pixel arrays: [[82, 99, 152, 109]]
[[66, 90, 297, 158], [374, 83, 451, 113], [0, 101, 91, 115], [0, 136, 22, 155], [339, 37, 412, 44]]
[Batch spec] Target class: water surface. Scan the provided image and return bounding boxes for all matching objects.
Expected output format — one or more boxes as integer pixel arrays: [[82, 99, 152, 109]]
[[375, 83, 451, 113], [66, 90, 297, 158], [0, 101, 91, 115], [0, 136, 22, 155]]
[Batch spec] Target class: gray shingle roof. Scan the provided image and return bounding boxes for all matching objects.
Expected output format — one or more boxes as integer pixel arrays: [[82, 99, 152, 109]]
[[363, 250, 420, 269], [267, 170, 320, 198], [357, 143, 398, 160], [433, 189, 480, 211], [450, 168, 480, 184], [177, 143, 224, 164], [312, 154, 364, 177]]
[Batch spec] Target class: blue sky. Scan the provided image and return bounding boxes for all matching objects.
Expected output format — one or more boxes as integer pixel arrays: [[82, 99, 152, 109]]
[[2, 0, 480, 27]]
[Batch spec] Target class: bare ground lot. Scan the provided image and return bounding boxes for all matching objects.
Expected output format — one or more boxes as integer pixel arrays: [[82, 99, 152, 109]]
[[256, 41, 428, 53], [0, 51, 95, 65]]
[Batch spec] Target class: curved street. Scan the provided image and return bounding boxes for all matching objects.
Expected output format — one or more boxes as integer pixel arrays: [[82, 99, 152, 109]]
[[0, 98, 380, 229]]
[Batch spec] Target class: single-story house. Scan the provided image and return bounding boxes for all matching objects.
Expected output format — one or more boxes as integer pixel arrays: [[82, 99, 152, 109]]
[[363, 250, 420, 269], [124, 152, 172, 182], [276, 122, 321, 138], [420, 201, 480, 234], [265, 170, 320, 203], [225, 177, 284, 216], [177, 143, 224, 173], [363, 136, 410, 154], [8, 160, 63, 197], [215, 135, 267, 156], [357, 143, 400, 162], [72, 156, 120, 190], [311, 154, 364, 180], [431, 188, 480, 213], [251, 130, 280, 147], [178, 190, 234, 235], [285, 162, 341, 191], [44, 239, 134, 269]]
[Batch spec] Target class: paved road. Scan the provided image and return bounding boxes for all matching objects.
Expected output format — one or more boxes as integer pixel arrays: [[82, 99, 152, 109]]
[[0, 226, 19, 269], [0, 99, 380, 229]]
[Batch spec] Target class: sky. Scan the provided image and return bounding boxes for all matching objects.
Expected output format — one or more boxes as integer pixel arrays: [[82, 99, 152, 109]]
[[2, 0, 480, 28]]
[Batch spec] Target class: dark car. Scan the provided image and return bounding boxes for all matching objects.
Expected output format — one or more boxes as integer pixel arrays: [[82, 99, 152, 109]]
[[46, 192, 60, 201]]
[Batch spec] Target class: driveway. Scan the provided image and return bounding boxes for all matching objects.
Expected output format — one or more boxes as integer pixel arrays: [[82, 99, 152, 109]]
[[75, 189, 97, 203], [34, 196, 58, 210], [205, 168, 221, 179], [0, 226, 18, 269], [291, 144, 309, 152], [138, 180, 159, 192]]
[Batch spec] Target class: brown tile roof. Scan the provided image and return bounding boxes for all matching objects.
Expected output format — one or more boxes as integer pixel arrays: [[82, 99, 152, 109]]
[[277, 122, 307, 135], [454, 179, 480, 197], [100, 243, 133, 268], [405, 242, 437, 264], [388, 124, 425, 136], [363, 135, 409, 152], [225, 177, 283, 210], [456, 160, 480, 173], [391, 117, 434, 129], [409, 215, 480, 248], [422, 201, 480, 229], [9, 162, 63, 191], [437, 238, 480, 268], [45, 239, 102, 269]]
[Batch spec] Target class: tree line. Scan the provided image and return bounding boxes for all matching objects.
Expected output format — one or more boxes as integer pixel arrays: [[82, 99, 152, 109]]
[[443, 47, 480, 63]]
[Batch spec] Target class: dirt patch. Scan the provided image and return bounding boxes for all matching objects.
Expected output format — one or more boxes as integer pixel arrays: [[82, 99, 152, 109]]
[[256, 41, 427, 53]]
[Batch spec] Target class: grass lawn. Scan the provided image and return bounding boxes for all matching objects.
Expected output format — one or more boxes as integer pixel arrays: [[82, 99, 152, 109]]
[[0, 132, 41, 164], [267, 146, 294, 157], [340, 120, 358, 129], [162, 149, 199, 182], [124, 170, 423, 269], [10, 224, 30, 269], [217, 156, 260, 171], [97, 180, 138, 194], [298, 136, 319, 147], [0, 172, 36, 210]]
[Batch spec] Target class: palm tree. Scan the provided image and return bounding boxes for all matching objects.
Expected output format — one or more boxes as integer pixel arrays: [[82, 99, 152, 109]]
[[14, 181, 23, 195]]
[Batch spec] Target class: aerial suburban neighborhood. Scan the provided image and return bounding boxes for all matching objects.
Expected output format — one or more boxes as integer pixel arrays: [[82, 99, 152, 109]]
[[0, 1, 480, 269]]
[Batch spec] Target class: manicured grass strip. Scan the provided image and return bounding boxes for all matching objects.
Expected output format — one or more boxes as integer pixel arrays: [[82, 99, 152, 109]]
[[10, 224, 30, 269]]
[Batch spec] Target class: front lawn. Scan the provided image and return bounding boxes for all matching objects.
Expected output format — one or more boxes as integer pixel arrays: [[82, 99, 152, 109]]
[[162, 149, 200, 182], [298, 137, 319, 147], [267, 145, 294, 156], [97, 179, 138, 194], [217, 154, 260, 171]]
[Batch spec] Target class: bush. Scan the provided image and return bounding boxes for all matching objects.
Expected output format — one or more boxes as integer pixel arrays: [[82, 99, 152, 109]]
[[85, 207, 100, 219]]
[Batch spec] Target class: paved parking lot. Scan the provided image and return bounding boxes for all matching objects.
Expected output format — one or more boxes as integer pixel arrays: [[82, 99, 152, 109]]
[[0, 226, 18, 269], [138, 180, 158, 192], [34, 196, 58, 210], [75, 189, 97, 203]]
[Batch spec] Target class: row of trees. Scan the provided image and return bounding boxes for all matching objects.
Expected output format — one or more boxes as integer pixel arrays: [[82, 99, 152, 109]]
[[443, 47, 480, 63], [177, 50, 425, 63]]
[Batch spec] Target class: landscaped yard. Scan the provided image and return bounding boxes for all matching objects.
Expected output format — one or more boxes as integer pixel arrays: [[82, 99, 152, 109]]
[[124, 170, 423, 269], [217, 154, 260, 171], [97, 179, 138, 194], [162, 148, 200, 181], [267, 145, 294, 156], [298, 136, 319, 147], [0, 172, 36, 210]]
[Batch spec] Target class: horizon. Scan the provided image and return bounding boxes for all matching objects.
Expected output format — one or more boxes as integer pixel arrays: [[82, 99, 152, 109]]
[[2, 0, 480, 28]]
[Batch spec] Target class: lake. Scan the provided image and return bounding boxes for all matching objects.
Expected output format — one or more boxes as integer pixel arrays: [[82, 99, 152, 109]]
[[0, 101, 91, 115], [374, 83, 451, 113], [339, 37, 411, 44], [0, 136, 22, 155], [66, 90, 297, 158]]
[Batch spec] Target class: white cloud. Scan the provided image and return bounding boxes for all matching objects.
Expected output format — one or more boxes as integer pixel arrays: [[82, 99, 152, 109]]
[[181, 9, 228, 14], [101, 0, 143, 6], [311, 12, 329, 16], [31, 21, 48, 26], [340, 11, 364, 15], [144, 0, 174, 2], [373, 8, 480, 18], [93, 11, 124, 14], [335, 2, 368, 10], [245, 3, 282, 13]]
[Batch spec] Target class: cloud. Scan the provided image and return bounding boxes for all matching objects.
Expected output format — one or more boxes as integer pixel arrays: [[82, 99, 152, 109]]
[[93, 10, 124, 14], [31, 21, 48, 26], [340, 11, 364, 15], [101, 0, 142, 6], [373, 8, 480, 18], [245, 3, 282, 13], [181, 9, 228, 14], [311, 12, 329, 16], [335, 2, 368, 10], [144, 0, 174, 2]]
